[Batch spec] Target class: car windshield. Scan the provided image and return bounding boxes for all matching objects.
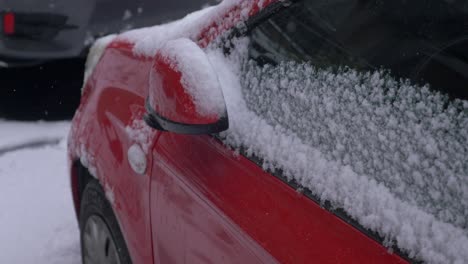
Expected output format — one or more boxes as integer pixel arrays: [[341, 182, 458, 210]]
[[249, 0, 468, 100]]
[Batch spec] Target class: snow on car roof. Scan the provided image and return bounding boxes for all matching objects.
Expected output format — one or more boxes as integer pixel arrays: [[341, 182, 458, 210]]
[[117, 0, 268, 56]]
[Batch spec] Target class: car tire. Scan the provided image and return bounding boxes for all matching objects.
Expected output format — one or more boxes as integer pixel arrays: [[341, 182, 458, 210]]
[[79, 179, 132, 264]]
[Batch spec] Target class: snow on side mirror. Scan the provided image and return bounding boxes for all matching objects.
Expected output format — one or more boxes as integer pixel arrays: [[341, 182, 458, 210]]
[[144, 38, 229, 134]]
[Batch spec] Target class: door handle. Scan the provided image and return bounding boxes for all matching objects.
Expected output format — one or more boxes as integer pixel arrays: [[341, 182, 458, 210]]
[[128, 143, 147, 175]]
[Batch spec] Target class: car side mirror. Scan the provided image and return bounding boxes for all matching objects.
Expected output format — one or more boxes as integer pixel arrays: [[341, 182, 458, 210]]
[[144, 38, 229, 134]]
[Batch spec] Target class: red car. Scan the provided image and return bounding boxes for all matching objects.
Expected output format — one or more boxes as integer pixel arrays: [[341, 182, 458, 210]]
[[68, 0, 468, 263]]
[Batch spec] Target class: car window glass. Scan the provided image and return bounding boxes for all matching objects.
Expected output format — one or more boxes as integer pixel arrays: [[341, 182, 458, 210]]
[[238, 0, 468, 231], [249, 0, 468, 100]]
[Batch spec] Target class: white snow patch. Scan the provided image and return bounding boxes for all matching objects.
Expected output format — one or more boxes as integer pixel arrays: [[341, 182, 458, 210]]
[[0, 138, 80, 264], [0, 120, 69, 150]]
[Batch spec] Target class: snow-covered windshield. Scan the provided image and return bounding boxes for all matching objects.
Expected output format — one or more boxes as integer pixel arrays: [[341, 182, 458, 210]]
[[210, 0, 468, 262]]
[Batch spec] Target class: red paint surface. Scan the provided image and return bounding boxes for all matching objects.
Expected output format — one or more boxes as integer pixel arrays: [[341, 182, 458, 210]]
[[68, 0, 410, 263], [151, 133, 407, 264], [197, 0, 279, 47], [69, 43, 155, 264], [149, 54, 218, 124]]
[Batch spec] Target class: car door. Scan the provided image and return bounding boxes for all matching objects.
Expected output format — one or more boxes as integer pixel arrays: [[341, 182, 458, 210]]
[[148, 3, 409, 262], [150, 133, 279, 263], [150, 127, 408, 263], [87, 44, 156, 264]]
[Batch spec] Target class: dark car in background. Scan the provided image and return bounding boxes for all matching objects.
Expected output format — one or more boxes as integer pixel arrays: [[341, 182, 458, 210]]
[[0, 0, 215, 67], [0, 0, 215, 120]]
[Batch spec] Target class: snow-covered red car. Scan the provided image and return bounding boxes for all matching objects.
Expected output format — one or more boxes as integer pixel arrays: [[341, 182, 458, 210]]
[[68, 0, 468, 263]]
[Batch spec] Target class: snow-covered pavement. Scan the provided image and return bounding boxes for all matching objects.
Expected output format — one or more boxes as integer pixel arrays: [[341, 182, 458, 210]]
[[0, 120, 80, 264], [0, 121, 70, 150]]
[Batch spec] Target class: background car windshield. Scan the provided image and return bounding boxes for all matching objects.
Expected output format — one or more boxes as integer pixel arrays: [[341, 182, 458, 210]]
[[249, 0, 468, 100]]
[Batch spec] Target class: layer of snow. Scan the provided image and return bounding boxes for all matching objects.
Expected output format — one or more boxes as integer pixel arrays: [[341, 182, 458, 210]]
[[0, 120, 70, 150], [206, 39, 468, 263], [153, 38, 226, 117], [241, 61, 468, 230], [118, 0, 270, 56], [0, 122, 80, 264], [118, 5, 214, 56]]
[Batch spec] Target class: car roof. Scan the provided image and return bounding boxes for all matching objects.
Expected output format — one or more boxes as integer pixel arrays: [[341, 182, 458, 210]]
[[107, 0, 280, 57]]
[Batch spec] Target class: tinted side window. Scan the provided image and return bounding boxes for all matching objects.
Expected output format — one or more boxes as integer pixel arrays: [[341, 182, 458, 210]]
[[248, 0, 468, 100], [240, 0, 468, 232]]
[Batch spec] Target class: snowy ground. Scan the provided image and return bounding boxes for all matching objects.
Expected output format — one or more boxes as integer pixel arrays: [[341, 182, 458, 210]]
[[0, 120, 81, 264]]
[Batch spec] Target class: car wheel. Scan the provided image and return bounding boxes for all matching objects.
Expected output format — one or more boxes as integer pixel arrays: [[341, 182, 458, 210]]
[[79, 179, 132, 264]]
